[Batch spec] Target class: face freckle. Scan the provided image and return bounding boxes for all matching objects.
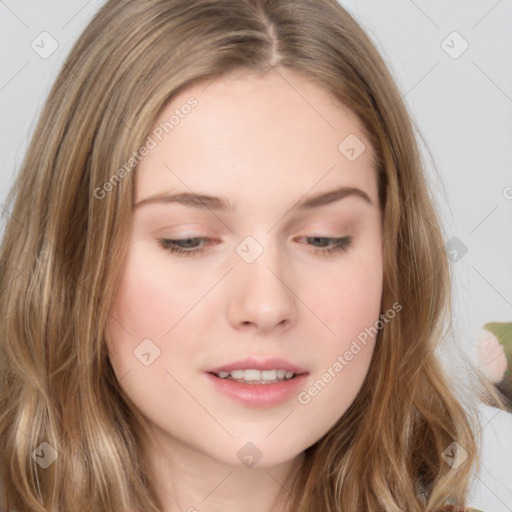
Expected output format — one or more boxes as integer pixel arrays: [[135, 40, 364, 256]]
[[106, 67, 383, 474]]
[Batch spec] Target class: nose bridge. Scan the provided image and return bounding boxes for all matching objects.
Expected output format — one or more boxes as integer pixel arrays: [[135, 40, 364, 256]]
[[237, 232, 288, 295], [228, 232, 297, 331]]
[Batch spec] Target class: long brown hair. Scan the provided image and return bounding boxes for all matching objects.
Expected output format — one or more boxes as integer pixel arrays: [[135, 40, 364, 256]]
[[0, 0, 508, 510]]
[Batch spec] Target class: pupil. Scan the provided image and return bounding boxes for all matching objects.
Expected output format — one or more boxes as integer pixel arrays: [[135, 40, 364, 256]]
[[313, 237, 329, 247], [181, 238, 197, 248]]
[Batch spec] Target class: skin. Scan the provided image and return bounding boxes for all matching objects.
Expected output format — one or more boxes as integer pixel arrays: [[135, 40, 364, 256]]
[[106, 67, 383, 512]]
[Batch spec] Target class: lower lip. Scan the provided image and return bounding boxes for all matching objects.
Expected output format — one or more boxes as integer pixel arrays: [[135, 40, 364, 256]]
[[205, 372, 309, 407]]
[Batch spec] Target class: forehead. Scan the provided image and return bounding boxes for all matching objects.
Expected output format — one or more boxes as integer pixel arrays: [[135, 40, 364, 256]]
[[135, 68, 378, 207]]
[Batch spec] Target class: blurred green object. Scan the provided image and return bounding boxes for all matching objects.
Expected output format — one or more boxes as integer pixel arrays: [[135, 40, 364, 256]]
[[483, 321, 512, 402]]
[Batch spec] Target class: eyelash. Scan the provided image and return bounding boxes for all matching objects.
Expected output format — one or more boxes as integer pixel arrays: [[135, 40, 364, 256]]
[[157, 235, 353, 258]]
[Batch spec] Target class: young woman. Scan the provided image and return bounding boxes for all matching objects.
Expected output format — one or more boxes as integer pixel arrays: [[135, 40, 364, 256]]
[[0, 1, 508, 511]]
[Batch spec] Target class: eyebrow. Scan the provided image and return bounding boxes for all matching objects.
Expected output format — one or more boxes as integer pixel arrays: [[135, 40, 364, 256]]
[[134, 185, 372, 212]]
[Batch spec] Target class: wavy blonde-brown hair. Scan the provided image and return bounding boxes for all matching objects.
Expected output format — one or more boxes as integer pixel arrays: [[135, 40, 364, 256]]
[[0, 0, 508, 511]]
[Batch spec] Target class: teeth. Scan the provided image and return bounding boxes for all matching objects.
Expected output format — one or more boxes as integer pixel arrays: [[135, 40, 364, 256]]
[[244, 369, 261, 381], [215, 368, 296, 383]]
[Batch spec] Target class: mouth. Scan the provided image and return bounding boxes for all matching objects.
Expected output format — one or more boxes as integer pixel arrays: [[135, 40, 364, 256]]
[[205, 357, 308, 385], [205, 362, 309, 407]]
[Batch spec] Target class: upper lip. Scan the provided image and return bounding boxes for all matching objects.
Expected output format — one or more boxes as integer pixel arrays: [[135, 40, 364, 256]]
[[206, 357, 308, 375]]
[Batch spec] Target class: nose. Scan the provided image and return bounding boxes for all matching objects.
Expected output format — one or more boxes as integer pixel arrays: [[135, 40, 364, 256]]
[[226, 243, 298, 334]]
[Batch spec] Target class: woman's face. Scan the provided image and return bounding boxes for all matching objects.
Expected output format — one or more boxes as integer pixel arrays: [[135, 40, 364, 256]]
[[106, 68, 383, 469]]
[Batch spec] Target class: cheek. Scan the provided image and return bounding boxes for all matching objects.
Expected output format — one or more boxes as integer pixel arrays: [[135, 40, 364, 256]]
[[296, 340, 374, 447], [309, 250, 383, 342], [106, 247, 182, 374], [294, 249, 383, 431], [106, 241, 219, 397], [109, 245, 203, 338], [105, 251, 202, 426]]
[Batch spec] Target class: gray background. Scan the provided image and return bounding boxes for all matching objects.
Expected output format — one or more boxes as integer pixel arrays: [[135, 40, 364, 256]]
[[1, 1, 511, 509]]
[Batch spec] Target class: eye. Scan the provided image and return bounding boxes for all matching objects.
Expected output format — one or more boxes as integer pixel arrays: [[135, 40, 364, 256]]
[[298, 235, 353, 257], [158, 235, 353, 258], [157, 237, 211, 257]]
